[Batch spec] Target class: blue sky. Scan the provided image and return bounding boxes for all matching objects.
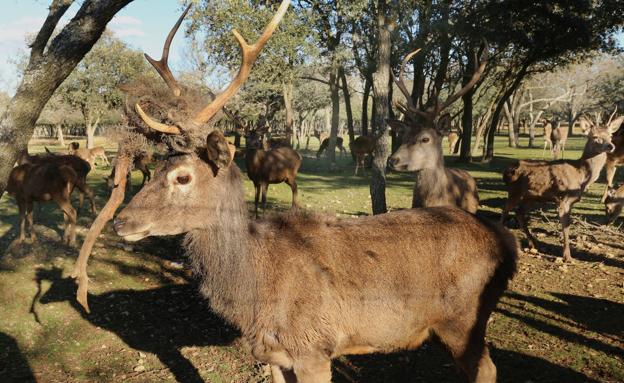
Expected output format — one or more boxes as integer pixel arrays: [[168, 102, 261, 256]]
[[0, 0, 189, 94]]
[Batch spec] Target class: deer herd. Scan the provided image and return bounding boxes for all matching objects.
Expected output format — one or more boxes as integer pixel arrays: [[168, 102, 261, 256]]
[[3, 1, 624, 382]]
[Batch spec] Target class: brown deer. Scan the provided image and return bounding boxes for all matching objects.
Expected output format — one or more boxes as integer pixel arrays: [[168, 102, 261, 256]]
[[316, 136, 347, 159], [78, 4, 519, 381], [17, 150, 97, 214], [7, 157, 92, 246], [68, 142, 110, 167], [245, 128, 302, 218], [501, 115, 623, 262], [604, 185, 624, 224], [447, 126, 462, 155], [106, 151, 152, 190], [350, 135, 376, 175], [541, 117, 568, 159], [388, 46, 486, 213], [600, 112, 624, 202]]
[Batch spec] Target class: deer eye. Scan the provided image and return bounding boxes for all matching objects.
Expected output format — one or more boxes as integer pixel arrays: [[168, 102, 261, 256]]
[[176, 175, 191, 185], [421, 137, 430, 143]]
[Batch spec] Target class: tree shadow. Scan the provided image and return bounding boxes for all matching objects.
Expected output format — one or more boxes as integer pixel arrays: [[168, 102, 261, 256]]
[[0, 332, 36, 383], [34, 267, 238, 383]]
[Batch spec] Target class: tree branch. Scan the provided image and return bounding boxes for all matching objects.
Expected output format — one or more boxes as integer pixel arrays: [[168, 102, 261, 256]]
[[300, 76, 331, 85], [29, 0, 74, 64]]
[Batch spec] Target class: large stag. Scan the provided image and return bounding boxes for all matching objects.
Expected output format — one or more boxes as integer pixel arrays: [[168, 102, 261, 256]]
[[501, 115, 623, 262], [388, 46, 487, 213], [245, 127, 302, 218], [71, 4, 517, 382]]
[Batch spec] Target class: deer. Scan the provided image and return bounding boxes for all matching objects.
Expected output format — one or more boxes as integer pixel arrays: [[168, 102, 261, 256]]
[[316, 136, 347, 159], [447, 125, 462, 155], [501, 114, 624, 262], [600, 111, 624, 202], [350, 135, 376, 176], [7, 156, 92, 246], [541, 117, 568, 159], [17, 150, 97, 215], [604, 184, 624, 224], [245, 127, 302, 218], [105, 151, 152, 191], [388, 46, 486, 214], [72, 3, 519, 381], [68, 142, 110, 167]]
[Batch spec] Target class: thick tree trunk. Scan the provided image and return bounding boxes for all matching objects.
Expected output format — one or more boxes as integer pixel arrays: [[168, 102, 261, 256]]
[[327, 64, 341, 167], [370, 2, 393, 215], [283, 82, 294, 144], [340, 67, 355, 159], [56, 123, 65, 146], [0, 0, 133, 198], [361, 76, 371, 136]]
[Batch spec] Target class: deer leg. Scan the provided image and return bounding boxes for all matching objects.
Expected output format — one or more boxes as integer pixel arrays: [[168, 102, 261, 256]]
[[292, 355, 332, 383], [78, 190, 85, 211], [271, 365, 297, 383], [601, 159, 616, 203], [500, 192, 521, 224], [18, 202, 26, 243], [354, 159, 360, 176], [254, 182, 261, 218], [57, 199, 77, 246], [286, 178, 298, 209], [558, 201, 573, 262], [261, 183, 269, 214], [26, 201, 36, 241], [516, 203, 537, 249], [76, 180, 97, 215]]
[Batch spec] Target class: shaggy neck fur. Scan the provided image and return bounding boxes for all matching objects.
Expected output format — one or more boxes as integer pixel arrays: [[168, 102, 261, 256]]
[[412, 154, 448, 207], [184, 164, 257, 330], [580, 146, 608, 187]]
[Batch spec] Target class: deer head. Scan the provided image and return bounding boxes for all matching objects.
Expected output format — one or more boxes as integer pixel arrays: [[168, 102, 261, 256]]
[[388, 43, 488, 171], [578, 113, 623, 157]]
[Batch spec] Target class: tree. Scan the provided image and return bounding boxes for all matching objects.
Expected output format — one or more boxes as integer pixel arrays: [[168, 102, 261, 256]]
[[58, 32, 151, 148], [0, 0, 134, 198]]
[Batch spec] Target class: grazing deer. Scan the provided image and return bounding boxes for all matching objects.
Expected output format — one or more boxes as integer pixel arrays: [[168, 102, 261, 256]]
[[7, 157, 92, 246], [541, 118, 568, 159], [245, 128, 302, 218], [96, 5, 518, 381], [68, 142, 110, 167], [501, 115, 623, 262], [350, 135, 376, 175], [600, 113, 624, 202], [17, 150, 97, 214], [604, 185, 624, 224], [316, 136, 347, 159], [388, 46, 486, 213], [106, 151, 152, 190]]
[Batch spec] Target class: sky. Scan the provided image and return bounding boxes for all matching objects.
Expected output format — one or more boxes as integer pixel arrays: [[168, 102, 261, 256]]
[[0, 0, 190, 95]]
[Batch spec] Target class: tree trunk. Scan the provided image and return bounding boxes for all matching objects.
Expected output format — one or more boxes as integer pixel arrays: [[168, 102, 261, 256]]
[[327, 63, 341, 167], [283, 82, 294, 144], [340, 67, 355, 159], [370, 1, 393, 215], [0, 0, 133, 198], [56, 123, 65, 147], [361, 76, 371, 136], [85, 114, 100, 149]]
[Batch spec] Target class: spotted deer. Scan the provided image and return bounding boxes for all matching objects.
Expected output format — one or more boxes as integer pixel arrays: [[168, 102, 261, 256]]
[[388, 46, 486, 213], [73, 3, 518, 382], [501, 115, 623, 262]]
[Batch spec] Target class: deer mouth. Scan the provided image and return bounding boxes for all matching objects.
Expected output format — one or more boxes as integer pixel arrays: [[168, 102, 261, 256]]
[[119, 231, 151, 242], [113, 218, 151, 241]]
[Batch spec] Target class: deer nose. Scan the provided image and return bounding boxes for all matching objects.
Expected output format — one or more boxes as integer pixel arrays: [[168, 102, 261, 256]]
[[388, 156, 399, 169], [113, 217, 126, 233]]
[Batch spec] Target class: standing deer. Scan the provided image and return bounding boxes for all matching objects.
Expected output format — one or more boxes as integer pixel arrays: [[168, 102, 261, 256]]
[[350, 135, 376, 175], [501, 115, 623, 262], [388, 46, 486, 213], [447, 125, 462, 155], [316, 136, 347, 159], [245, 128, 302, 218], [75, 4, 519, 381], [600, 112, 624, 202], [7, 157, 92, 246], [541, 118, 568, 159], [604, 184, 624, 224], [106, 151, 152, 191], [68, 142, 110, 166]]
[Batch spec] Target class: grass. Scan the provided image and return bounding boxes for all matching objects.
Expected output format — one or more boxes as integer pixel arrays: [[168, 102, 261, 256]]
[[0, 134, 623, 382]]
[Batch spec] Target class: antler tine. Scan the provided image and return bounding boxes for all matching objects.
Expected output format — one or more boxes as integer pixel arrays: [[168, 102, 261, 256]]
[[192, 0, 291, 125], [437, 39, 489, 113], [135, 103, 181, 134], [607, 105, 618, 127], [144, 4, 192, 97], [394, 48, 430, 119]]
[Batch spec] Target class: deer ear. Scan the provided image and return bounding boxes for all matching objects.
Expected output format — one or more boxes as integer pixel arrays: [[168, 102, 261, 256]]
[[206, 131, 235, 170], [387, 119, 408, 134], [607, 116, 624, 134]]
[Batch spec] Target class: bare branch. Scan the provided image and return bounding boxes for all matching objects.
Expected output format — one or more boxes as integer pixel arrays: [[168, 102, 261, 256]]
[[29, 0, 74, 64]]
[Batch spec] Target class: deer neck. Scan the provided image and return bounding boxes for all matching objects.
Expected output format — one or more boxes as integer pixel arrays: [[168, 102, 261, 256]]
[[184, 165, 257, 330], [580, 148, 607, 187], [413, 154, 448, 204]]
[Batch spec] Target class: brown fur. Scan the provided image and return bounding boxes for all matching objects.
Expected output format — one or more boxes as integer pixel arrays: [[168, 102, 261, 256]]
[[388, 119, 479, 213], [542, 118, 568, 159], [349, 136, 376, 176], [601, 121, 624, 202], [447, 128, 461, 155], [113, 131, 517, 382], [604, 184, 624, 224], [245, 130, 302, 218], [68, 142, 110, 167], [501, 123, 618, 262], [7, 158, 92, 246], [316, 137, 347, 159], [106, 152, 152, 190]]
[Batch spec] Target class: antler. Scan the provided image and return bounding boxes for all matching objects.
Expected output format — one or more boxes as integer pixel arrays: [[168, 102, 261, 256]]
[[135, 0, 291, 134], [394, 40, 488, 121], [144, 4, 191, 97]]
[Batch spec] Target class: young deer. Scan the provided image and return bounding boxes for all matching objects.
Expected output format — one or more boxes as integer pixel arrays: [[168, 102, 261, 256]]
[[316, 136, 346, 159], [245, 128, 302, 218], [76, 5, 518, 381], [7, 158, 92, 246], [388, 46, 487, 213], [68, 142, 110, 167], [501, 115, 623, 262], [350, 135, 376, 175], [542, 118, 568, 159]]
